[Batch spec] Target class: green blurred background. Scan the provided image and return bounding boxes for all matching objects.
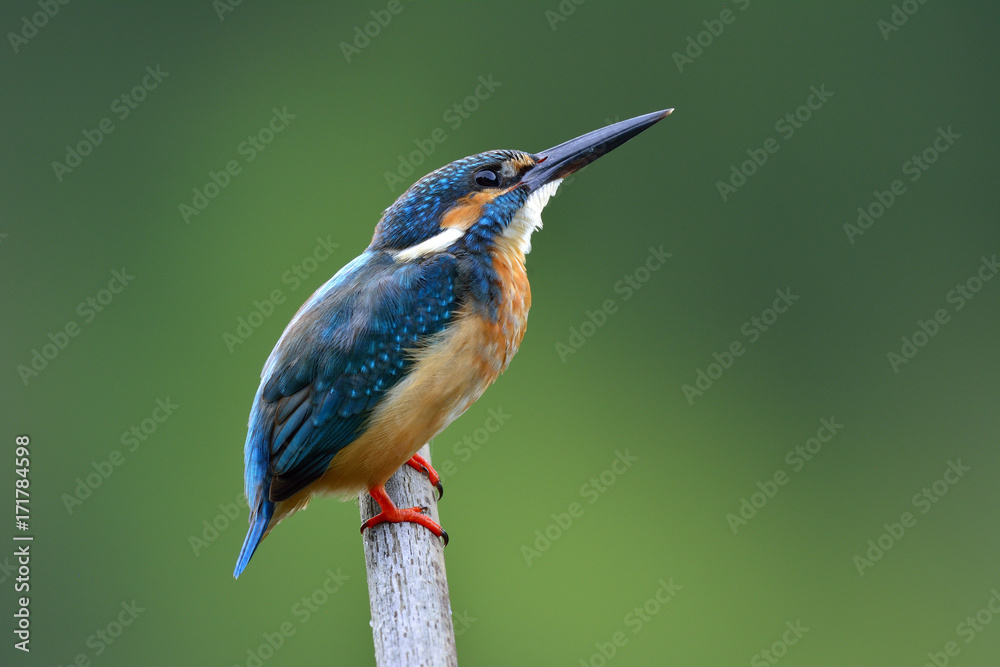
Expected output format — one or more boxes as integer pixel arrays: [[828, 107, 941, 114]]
[[3, 2, 998, 665]]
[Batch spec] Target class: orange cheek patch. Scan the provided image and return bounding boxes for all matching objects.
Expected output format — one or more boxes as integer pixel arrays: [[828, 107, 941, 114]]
[[440, 191, 496, 230], [439, 180, 524, 231], [440, 202, 480, 230]]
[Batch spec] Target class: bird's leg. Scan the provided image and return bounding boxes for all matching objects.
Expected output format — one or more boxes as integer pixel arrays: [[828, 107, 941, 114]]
[[406, 453, 444, 500], [361, 485, 449, 546]]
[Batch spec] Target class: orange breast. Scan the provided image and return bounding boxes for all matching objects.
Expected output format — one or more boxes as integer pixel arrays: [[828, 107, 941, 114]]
[[488, 245, 532, 371]]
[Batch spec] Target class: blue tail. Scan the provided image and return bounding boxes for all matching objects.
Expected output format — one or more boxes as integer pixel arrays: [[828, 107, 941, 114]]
[[233, 500, 274, 578]]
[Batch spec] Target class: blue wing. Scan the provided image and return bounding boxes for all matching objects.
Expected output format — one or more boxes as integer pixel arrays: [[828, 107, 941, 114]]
[[245, 250, 460, 507], [237, 249, 461, 576], [235, 249, 463, 578]]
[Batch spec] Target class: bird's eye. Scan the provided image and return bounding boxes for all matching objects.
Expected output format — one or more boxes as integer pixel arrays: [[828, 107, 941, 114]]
[[474, 169, 500, 188]]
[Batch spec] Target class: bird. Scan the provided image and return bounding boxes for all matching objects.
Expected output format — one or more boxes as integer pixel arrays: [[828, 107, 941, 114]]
[[234, 108, 673, 578]]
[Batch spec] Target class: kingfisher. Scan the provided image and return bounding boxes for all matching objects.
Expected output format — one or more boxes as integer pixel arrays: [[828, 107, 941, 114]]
[[234, 109, 673, 578]]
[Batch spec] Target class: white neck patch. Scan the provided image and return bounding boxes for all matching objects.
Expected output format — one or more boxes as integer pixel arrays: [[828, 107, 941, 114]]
[[502, 178, 563, 255], [393, 227, 464, 262], [393, 178, 563, 261]]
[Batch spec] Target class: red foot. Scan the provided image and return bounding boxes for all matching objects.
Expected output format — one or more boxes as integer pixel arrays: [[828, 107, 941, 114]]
[[361, 485, 449, 546], [406, 453, 444, 500]]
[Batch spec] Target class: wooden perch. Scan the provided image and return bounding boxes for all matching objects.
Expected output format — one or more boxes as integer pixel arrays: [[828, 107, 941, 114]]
[[360, 444, 457, 667]]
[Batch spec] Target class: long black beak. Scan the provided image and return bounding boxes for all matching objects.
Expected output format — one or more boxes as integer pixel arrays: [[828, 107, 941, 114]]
[[521, 108, 673, 192]]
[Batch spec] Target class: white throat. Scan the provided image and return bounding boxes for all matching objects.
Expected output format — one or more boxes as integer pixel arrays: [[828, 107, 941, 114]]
[[501, 179, 563, 255]]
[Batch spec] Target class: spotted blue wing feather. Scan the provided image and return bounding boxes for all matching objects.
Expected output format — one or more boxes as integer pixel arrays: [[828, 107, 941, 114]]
[[258, 250, 458, 499], [235, 250, 459, 577]]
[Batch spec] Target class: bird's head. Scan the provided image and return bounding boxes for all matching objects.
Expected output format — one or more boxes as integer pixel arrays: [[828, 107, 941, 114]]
[[369, 109, 673, 260]]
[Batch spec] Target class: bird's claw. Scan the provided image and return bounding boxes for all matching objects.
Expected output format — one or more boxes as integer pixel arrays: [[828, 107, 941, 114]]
[[362, 486, 449, 546], [406, 453, 444, 500]]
